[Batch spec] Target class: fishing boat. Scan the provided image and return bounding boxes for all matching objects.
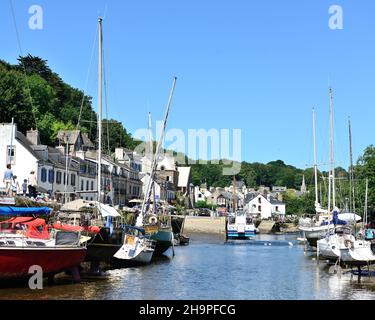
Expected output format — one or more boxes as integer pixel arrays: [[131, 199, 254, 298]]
[[113, 226, 155, 265], [0, 207, 86, 280], [227, 210, 256, 239]]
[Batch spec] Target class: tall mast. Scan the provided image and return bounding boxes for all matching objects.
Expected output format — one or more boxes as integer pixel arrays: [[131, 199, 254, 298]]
[[364, 178, 368, 227], [328, 87, 336, 211], [348, 118, 355, 214], [148, 112, 157, 215], [232, 175, 236, 212], [97, 17, 103, 203], [136, 77, 177, 226], [312, 108, 319, 205]]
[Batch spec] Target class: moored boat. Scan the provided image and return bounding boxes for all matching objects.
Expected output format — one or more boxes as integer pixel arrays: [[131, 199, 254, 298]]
[[227, 210, 256, 240], [113, 226, 155, 265], [0, 208, 86, 280]]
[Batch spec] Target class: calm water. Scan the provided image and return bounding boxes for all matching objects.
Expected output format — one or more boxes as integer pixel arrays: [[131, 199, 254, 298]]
[[1, 233, 375, 300]]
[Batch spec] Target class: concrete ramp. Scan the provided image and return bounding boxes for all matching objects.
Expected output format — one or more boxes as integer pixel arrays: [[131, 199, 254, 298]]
[[258, 220, 276, 234]]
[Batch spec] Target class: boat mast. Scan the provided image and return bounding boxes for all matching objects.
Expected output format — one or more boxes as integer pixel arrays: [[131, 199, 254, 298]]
[[97, 17, 103, 203], [364, 178, 368, 228], [232, 175, 236, 212], [136, 77, 177, 227], [312, 108, 319, 206], [348, 118, 355, 214], [328, 87, 336, 211], [148, 112, 157, 215]]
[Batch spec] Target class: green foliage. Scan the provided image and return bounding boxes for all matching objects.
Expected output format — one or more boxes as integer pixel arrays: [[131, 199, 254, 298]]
[[0, 55, 136, 149]]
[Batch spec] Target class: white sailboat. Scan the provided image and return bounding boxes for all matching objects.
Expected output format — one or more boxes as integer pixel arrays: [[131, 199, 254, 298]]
[[340, 179, 375, 266], [317, 118, 360, 260], [298, 103, 335, 247], [113, 226, 156, 265]]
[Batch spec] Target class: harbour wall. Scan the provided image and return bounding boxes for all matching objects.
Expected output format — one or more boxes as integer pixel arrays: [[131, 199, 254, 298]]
[[183, 216, 226, 234]]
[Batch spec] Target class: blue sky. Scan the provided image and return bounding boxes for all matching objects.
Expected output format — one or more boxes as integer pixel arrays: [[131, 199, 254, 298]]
[[1, 0, 375, 171]]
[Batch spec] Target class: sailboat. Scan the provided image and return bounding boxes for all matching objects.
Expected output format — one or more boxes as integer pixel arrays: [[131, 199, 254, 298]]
[[0, 207, 86, 281], [340, 179, 375, 266], [135, 78, 177, 256], [317, 118, 360, 260], [299, 90, 354, 248], [113, 226, 156, 265], [79, 18, 126, 266]]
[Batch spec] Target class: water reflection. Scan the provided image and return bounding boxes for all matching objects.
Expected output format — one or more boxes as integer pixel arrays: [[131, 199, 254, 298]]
[[1, 234, 375, 300]]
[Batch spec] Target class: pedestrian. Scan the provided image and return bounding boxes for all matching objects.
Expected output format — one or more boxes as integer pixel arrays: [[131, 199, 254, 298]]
[[12, 175, 20, 196], [28, 170, 37, 198], [3, 164, 14, 197], [22, 179, 28, 197]]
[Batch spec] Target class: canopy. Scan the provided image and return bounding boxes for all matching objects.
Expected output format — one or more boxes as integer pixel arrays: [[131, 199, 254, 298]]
[[338, 213, 362, 222], [129, 199, 143, 204], [96, 202, 122, 218], [0, 206, 52, 216], [61, 199, 95, 212]]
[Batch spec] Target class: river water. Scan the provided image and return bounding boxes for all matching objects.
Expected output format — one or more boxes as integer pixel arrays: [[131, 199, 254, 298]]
[[1, 233, 375, 300]]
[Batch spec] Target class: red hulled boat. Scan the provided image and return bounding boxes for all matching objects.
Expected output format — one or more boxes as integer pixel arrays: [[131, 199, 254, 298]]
[[0, 207, 86, 280]]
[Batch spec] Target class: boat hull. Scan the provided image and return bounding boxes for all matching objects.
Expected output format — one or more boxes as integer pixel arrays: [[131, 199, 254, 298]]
[[317, 238, 341, 261], [0, 247, 86, 279], [227, 231, 256, 239], [341, 241, 375, 266], [299, 225, 334, 248], [149, 230, 174, 255]]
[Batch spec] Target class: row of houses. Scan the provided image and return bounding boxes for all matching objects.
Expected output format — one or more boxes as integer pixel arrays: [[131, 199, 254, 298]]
[[193, 181, 309, 219], [0, 123, 194, 208]]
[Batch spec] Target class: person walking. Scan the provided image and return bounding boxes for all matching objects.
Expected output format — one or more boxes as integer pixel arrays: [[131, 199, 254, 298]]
[[22, 179, 28, 197], [12, 175, 20, 196], [28, 170, 37, 198], [3, 164, 14, 197]]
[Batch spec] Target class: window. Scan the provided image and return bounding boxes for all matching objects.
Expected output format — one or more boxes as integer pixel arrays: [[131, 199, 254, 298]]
[[160, 166, 165, 171], [91, 181, 94, 191], [166, 176, 170, 182], [258, 206, 262, 212], [56, 171, 62, 184], [275, 206, 279, 212], [81, 180, 84, 191], [71, 174, 76, 186], [63, 173, 69, 185], [86, 181, 89, 191], [258, 197, 262, 204], [6, 146, 16, 165], [41, 168, 47, 183], [48, 170, 54, 183]]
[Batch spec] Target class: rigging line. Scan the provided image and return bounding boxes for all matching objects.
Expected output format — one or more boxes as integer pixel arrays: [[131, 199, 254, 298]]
[[64, 23, 98, 200], [103, 46, 111, 156], [76, 22, 99, 130], [9, 0, 38, 129]]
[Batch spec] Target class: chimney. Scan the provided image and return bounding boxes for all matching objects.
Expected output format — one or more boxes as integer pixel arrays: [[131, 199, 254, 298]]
[[115, 148, 124, 161], [26, 128, 40, 146], [56, 146, 65, 155]]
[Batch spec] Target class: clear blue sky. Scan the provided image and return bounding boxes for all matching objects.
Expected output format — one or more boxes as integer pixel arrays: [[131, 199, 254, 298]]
[[1, 0, 375, 171]]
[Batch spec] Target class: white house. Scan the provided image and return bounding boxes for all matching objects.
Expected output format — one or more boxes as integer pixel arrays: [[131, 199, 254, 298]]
[[245, 193, 286, 219]]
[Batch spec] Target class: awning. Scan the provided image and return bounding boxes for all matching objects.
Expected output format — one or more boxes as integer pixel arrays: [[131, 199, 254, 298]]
[[0, 206, 52, 216], [61, 199, 95, 211], [96, 202, 122, 218]]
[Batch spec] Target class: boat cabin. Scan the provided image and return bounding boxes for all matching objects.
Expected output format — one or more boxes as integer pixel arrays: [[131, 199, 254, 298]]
[[0, 217, 50, 240]]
